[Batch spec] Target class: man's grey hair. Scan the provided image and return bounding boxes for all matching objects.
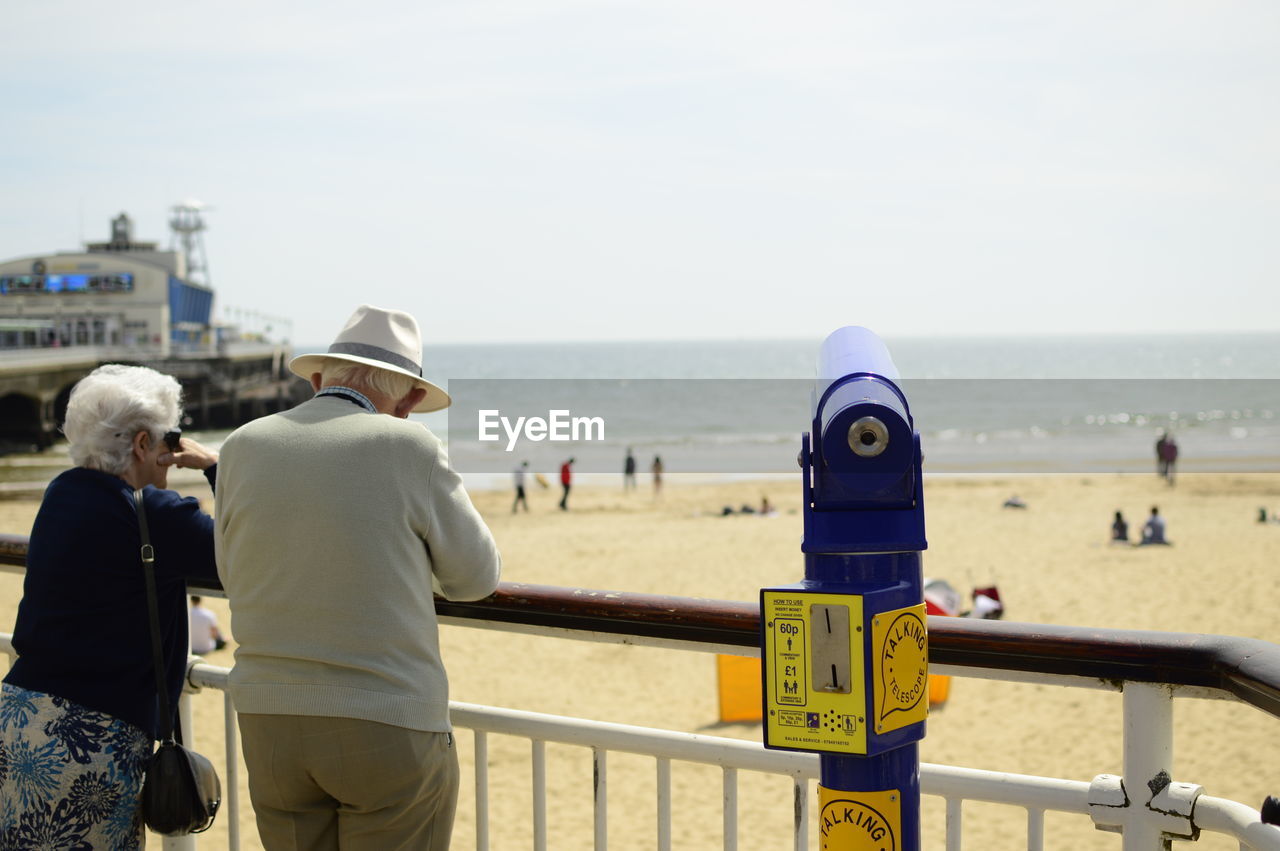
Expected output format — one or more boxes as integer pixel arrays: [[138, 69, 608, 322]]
[[63, 365, 182, 475], [320, 362, 417, 402]]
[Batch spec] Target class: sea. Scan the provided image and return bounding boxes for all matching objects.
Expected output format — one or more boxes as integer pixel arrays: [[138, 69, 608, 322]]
[[2, 332, 1278, 495]]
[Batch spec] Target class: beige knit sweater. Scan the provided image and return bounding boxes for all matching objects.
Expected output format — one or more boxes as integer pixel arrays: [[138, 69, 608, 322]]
[[214, 396, 501, 732]]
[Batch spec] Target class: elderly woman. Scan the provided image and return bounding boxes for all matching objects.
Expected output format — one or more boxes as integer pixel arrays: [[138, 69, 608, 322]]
[[0, 364, 219, 849]]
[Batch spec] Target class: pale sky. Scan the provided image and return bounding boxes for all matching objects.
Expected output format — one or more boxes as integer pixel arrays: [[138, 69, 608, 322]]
[[2, 1, 1277, 344]]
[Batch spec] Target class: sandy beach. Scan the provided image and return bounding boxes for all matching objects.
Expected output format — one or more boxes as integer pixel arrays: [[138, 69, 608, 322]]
[[1, 470, 1278, 849]]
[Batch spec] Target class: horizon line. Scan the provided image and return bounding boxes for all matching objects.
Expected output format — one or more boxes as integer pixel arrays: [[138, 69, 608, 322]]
[[315, 328, 1280, 349]]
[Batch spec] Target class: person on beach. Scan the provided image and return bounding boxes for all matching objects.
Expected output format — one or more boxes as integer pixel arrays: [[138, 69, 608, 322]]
[[1160, 434, 1179, 486], [559, 457, 574, 510], [1, 364, 219, 849], [1140, 506, 1169, 545], [624, 447, 637, 492], [513, 460, 530, 513], [1155, 432, 1169, 480], [215, 305, 501, 851], [1111, 510, 1129, 543], [652, 454, 664, 497], [189, 595, 227, 653]]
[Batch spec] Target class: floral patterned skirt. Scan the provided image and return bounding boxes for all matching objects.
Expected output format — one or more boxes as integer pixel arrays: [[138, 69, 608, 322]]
[[0, 683, 152, 850]]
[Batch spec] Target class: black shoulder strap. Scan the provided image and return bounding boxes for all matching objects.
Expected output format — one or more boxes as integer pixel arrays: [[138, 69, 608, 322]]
[[133, 488, 175, 744]]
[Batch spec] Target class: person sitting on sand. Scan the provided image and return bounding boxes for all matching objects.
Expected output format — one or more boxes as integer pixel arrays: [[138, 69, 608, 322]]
[[720, 498, 779, 518], [1111, 510, 1129, 543], [190, 595, 228, 653], [1003, 495, 1027, 509], [1139, 506, 1169, 545]]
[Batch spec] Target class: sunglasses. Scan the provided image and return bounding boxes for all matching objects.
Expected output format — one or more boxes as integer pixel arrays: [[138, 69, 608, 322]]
[[163, 430, 183, 452]]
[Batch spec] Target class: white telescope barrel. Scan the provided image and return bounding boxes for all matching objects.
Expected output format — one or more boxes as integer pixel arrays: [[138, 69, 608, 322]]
[[814, 326, 910, 471], [819, 326, 899, 382]]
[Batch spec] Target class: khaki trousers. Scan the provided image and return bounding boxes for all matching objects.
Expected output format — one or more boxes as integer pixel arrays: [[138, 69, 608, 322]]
[[238, 714, 459, 851]]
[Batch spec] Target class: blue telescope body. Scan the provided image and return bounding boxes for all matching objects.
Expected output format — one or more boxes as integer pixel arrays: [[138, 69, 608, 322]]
[[764, 326, 928, 849], [805, 326, 926, 554]]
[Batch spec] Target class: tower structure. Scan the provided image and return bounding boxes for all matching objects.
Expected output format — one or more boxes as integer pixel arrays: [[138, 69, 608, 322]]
[[168, 200, 212, 287]]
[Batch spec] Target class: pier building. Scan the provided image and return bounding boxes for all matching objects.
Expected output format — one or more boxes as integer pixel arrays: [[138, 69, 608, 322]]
[[0, 208, 307, 447], [0, 211, 213, 352]]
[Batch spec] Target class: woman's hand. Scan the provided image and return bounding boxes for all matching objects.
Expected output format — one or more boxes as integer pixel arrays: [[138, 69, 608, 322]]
[[159, 437, 219, 471]]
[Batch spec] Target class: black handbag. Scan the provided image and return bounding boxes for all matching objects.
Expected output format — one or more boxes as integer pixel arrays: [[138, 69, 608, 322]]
[[133, 488, 222, 836]]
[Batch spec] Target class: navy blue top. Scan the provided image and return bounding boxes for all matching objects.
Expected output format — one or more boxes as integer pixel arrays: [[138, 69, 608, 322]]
[[5, 465, 219, 737]]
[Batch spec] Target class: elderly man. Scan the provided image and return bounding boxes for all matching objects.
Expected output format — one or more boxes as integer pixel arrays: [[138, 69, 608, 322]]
[[215, 305, 501, 850]]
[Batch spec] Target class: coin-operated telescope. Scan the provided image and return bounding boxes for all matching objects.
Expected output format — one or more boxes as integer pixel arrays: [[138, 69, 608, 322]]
[[762, 326, 927, 850]]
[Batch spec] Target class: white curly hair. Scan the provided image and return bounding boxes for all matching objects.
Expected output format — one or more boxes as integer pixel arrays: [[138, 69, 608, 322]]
[[63, 364, 183, 475], [319, 362, 417, 401]]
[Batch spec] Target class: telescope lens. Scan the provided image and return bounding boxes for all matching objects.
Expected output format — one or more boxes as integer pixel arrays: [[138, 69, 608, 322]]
[[848, 416, 889, 458]]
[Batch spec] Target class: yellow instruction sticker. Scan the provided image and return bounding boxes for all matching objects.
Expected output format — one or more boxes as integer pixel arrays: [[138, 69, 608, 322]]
[[818, 785, 900, 851], [871, 603, 928, 735], [762, 590, 866, 754]]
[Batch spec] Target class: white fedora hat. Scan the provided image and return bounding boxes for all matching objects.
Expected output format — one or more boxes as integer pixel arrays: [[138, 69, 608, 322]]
[[289, 305, 450, 413]]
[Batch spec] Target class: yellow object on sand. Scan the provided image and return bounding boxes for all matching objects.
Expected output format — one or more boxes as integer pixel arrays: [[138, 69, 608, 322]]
[[929, 673, 951, 707], [716, 654, 763, 723]]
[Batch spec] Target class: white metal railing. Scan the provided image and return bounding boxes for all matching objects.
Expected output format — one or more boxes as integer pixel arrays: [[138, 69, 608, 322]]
[[449, 698, 815, 851], [3, 629, 1280, 850]]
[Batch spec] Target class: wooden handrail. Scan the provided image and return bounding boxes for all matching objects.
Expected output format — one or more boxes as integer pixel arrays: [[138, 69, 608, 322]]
[[0, 534, 26, 568], [3, 532, 1278, 718]]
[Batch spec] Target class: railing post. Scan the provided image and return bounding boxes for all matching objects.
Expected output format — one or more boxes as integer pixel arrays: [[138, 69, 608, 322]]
[[1090, 682, 1202, 847], [1122, 682, 1174, 850], [532, 739, 547, 851], [474, 731, 489, 851], [723, 767, 738, 851], [792, 776, 808, 851], [763, 327, 927, 851], [223, 691, 240, 851], [593, 747, 608, 850], [1026, 807, 1045, 851], [657, 758, 672, 851]]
